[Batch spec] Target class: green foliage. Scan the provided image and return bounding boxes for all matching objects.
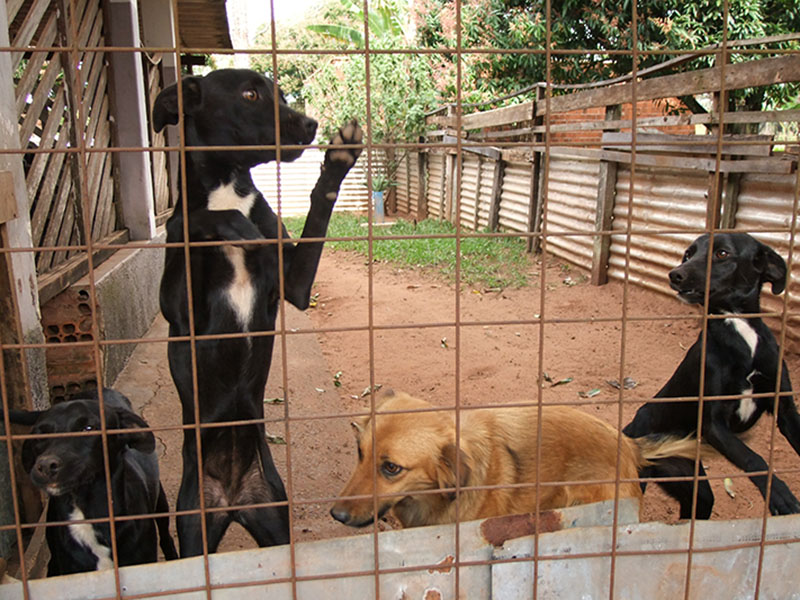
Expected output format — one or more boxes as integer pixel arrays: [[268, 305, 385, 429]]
[[284, 213, 532, 289], [416, 0, 800, 110]]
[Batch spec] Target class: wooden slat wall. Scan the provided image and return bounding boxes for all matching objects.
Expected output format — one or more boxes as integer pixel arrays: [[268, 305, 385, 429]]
[[14, 0, 120, 276], [145, 56, 172, 217]]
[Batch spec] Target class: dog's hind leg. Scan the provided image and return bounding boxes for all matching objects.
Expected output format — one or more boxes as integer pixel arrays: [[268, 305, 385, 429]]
[[155, 484, 178, 560]]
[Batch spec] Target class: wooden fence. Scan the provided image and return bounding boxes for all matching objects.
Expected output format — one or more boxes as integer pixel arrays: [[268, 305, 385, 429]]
[[395, 53, 800, 348]]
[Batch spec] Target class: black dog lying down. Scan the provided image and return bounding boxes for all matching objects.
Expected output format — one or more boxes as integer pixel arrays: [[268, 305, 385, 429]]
[[624, 233, 800, 518], [7, 389, 177, 575], [152, 69, 363, 556]]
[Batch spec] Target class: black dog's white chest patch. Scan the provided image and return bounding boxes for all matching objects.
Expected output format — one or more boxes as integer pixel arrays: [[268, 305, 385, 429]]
[[724, 316, 760, 423], [68, 506, 113, 570], [208, 183, 257, 327]]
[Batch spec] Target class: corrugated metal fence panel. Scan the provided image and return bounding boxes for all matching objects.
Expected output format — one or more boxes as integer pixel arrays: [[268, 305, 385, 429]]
[[426, 152, 446, 220], [543, 158, 600, 270], [252, 149, 378, 216], [459, 155, 481, 229], [608, 166, 709, 293], [498, 161, 531, 233], [395, 152, 410, 213], [476, 159, 496, 230], [735, 172, 800, 350]]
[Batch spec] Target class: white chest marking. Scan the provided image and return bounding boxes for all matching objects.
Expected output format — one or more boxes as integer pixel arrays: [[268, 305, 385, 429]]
[[68, 507, 113, 570], [222, 246, 255, 327], [208, 182, 257, 216], [724, 316, 759, 358], [208, 183, 257, 327], [737, 370, 758, 422]]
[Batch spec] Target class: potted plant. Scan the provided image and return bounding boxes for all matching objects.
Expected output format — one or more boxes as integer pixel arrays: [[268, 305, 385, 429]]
[[368, 171, 395, 223]]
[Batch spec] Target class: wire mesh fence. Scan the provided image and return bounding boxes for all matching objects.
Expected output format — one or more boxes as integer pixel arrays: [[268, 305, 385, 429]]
[[0, 0, 799, 598]]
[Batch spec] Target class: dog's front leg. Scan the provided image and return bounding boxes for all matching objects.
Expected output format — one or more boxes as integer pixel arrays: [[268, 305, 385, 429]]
[[703, 420, 800, 514], [283, 121, 363, 309], [774, 366, 800, 457]]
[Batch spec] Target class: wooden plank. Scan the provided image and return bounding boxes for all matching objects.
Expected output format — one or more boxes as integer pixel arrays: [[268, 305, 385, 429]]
[[461, 102, 534, 130], [540, 146, 795, 174], [601, 132, 774, 157], [14, 15, 57, 115], [36, 230, 129, 305], [11, 0, 52, 70], [442, 135, 502, 160], [0, 172, 17, 224], [18, 54, 63, 147], [537, 55, 800, 116], [592, 105, 621, 285], [30, 135, 69, 244]]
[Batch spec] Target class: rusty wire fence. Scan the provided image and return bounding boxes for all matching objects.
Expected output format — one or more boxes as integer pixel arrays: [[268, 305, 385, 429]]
[[0, 0, 799, 598]]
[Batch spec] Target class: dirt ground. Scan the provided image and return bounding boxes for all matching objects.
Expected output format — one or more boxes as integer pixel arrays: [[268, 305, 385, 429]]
[[116, 243, 800, 554]]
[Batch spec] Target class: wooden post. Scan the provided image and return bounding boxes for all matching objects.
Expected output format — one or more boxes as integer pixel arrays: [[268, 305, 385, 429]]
[[488, 159, 504, 232], [104, 0, 156, 240], [443, 152, 455, 223], [591, 104, 622, 285], [0, 0, 48, 558], [140, 0, 180, 209], [719, 173, 741, 230], [474, 156, 483, 231], [417, 151, 428, 221], [438, 153, 447, 220], [526, 87, 544, 252]]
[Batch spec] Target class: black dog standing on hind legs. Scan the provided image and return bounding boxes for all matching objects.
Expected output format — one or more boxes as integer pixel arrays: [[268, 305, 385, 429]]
[[152, 69, 362, 556], [624, 232, 800, 519]]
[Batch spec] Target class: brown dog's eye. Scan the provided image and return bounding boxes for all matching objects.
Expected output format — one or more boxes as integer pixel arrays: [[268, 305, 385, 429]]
[[715, 249, 729, 259], [381, 461, 403, 477], [242, 89, 258, 102]]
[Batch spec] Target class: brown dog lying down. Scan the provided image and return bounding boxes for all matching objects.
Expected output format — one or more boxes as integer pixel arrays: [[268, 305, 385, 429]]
[[331, 391, 702, 528]]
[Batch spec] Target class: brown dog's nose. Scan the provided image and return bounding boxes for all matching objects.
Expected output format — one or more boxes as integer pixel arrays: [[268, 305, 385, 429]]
[[34, 454, 61, 479], [330, 506, 350, 525]]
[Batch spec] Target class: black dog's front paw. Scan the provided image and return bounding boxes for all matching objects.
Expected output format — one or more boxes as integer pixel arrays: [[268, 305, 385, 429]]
[[767, 480, 800, 515], [323, 120, 363, 176]]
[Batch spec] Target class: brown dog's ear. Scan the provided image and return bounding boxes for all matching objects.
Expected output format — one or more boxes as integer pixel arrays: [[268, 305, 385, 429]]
[[109, 409, 155, 454], [350, 415, 369, 436], [152, 76, 203, 132], [436, 443, 472, 499], [754, 241, 787, 294]]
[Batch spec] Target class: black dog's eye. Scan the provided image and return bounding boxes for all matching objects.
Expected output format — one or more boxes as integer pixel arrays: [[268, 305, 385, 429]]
[[242, 89, 259, 102], [83, 425, 94, 432], [381, 461, 403, 477], [715, 249, 729, 259]]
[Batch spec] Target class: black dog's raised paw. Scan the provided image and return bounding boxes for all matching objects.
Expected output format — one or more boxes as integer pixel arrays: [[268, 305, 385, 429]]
[[324, 120, 363, 172]]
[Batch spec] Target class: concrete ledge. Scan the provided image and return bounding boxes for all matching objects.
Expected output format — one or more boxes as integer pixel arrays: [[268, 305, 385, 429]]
[[3, 503, 799, 599]]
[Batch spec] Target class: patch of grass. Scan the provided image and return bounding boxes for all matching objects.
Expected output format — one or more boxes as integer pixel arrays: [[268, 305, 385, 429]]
[[284, 213, 533, 289]]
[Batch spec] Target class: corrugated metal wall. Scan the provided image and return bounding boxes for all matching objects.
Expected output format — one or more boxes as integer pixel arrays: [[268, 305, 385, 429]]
[[476, 159, 495, 230], [498, 161, 531, 232], [251, 148, 383, 216], [426, 152, 447, 220], [736, 172, 800, 350], [542, 158, 600, 270], [608, 166, 709, 294], [406, 151, 421, 216]]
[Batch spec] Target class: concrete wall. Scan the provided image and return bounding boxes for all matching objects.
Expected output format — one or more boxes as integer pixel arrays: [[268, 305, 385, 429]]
[[3, 501, 798, 599]]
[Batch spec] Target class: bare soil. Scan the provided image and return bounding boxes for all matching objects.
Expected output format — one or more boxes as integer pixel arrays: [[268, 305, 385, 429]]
[[117, 244, 800, 554]]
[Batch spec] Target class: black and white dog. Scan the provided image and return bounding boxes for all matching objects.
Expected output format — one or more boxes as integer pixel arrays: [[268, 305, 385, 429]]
[[7, 389, 176, 575], [152, 69, 362, 556], [624, 233, 800, 518]]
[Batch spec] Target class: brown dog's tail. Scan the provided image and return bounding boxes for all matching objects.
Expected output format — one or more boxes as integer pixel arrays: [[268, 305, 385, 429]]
[[632, 434, 713, 467]]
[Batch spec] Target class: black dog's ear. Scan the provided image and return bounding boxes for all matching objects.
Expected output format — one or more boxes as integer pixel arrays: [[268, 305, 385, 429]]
[[152, 76, 203, 132], [20, 440, 37, 474], [109, 409, 155, 454], [3, 408, 44, 427], [436, 443, 472, 500], [754, 241, 787, 294]]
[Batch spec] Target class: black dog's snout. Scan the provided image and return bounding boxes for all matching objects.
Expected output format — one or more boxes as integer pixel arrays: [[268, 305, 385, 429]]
[[34, 454, 62, 479], [669, 268, 685, 285], [303, 117, 318, 141]]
